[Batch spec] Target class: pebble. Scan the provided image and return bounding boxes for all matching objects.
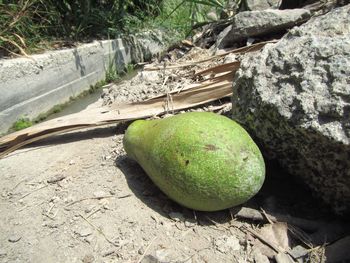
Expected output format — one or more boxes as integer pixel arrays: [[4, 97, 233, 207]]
[[84, 205, 95, 214], [0, 249, 7, 256], [82, 254, 95, 263], [47, 174, 66, 184], [75, 227, 92, 237], [168, 212, 185, 222], [184, 220, 196, 228], [214, 235, 240, 253], [8, 235, 22, 243], [104, 155, 112, 160]]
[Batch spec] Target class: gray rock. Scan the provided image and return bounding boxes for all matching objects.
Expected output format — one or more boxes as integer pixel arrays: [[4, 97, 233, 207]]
[[215, 9, 311, 49], [232, 5, 350, 214], [82, 254, 95, 263], [244, 0, 282, 11], [214, 236, 240, 253]]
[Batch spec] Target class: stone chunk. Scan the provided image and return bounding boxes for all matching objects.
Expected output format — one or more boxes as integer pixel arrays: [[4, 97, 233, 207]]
[[215, 8, 310, 49], [244, 0, 281, 11], [232, 5, 350, 214]]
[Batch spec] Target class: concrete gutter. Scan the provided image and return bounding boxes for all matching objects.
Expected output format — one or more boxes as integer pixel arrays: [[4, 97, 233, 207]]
[[0, 30, 174, 133]]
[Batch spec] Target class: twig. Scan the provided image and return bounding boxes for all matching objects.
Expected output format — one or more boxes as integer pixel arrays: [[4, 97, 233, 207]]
[[205, 216, 230, 231], [160, 75, 169, 90], [78, 213, 117, 247], [118, 194, 132, 199], [65, 194, 131, 207], [260, 207, 274, 224], [86, 207, 101, 219], [66, 195, 114, 207], [144, 40, 278, 71], [287, 225, 314, 249], [47, 203, 55, 214], [136, 236, 157, 263], [10, 178, 28, 192], [18, 184, 48, 200]]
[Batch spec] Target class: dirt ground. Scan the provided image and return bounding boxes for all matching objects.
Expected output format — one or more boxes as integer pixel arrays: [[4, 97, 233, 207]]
[[0, 47, 347, 263], [0, 121, 334, 263]]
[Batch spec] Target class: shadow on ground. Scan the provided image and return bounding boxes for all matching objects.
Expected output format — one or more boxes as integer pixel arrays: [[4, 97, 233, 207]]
[[116, 154, 340, 227], [115, 154, 234, 226]]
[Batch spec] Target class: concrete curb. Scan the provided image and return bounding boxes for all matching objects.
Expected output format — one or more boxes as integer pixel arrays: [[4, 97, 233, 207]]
[[0, 30, 172, 133]]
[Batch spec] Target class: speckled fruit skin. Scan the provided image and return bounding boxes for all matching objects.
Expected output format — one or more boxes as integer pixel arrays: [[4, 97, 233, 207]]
[[123, 112, 265, 211]]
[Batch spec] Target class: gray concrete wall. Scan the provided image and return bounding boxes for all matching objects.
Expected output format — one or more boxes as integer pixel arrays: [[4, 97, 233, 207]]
[[0, 30, 171, 133]]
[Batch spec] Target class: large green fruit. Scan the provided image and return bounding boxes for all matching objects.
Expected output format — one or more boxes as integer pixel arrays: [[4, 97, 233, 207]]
[[123, 112, 265, 211]]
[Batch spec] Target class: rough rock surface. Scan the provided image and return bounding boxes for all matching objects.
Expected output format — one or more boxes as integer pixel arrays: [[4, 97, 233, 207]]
[[244, 0, 281, 10], [215, 9, 310, 49], [232, 5, 350, 214]]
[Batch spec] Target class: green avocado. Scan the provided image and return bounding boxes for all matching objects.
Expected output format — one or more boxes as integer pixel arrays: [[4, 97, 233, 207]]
[[123, 112, 265, 211]]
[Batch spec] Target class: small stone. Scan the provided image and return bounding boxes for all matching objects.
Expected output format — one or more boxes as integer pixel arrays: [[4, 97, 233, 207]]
[[184, 219, 196, 228], [253, 249, 270, 263], [75, 227, 92, 237], [168, 212, 185, 222], [69, 160, 75, 165], [290, 245, 309, 259], [140, 255, 158, 263], [82, 254, 95, 263], [8, 235, 21, 243], [84, 205, 95, 214], [0, 249, 7, 257], [214, 236, 240, 253], [138, 248, 145, 255], [47, 174, 66, 184], [245, 0, 281, 11]]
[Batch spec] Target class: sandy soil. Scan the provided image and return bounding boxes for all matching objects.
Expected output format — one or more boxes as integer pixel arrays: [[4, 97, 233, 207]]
[[0, 122, 331, 263]]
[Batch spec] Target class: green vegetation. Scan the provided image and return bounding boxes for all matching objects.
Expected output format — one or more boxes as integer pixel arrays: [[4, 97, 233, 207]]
[[0, 0, 164, 56], [11, 117, 33, 131], [0, 0, 239, 57]]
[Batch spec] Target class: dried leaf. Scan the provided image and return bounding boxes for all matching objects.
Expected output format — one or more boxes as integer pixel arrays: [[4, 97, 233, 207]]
[[260, 223, 291, 251], [144, 40, 277, 71], [0, 72, 234, 158]]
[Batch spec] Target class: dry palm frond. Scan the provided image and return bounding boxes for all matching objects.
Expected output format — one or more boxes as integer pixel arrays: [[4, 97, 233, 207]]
[[144, 40, 277, 71], [0, 63, 236, 158]]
